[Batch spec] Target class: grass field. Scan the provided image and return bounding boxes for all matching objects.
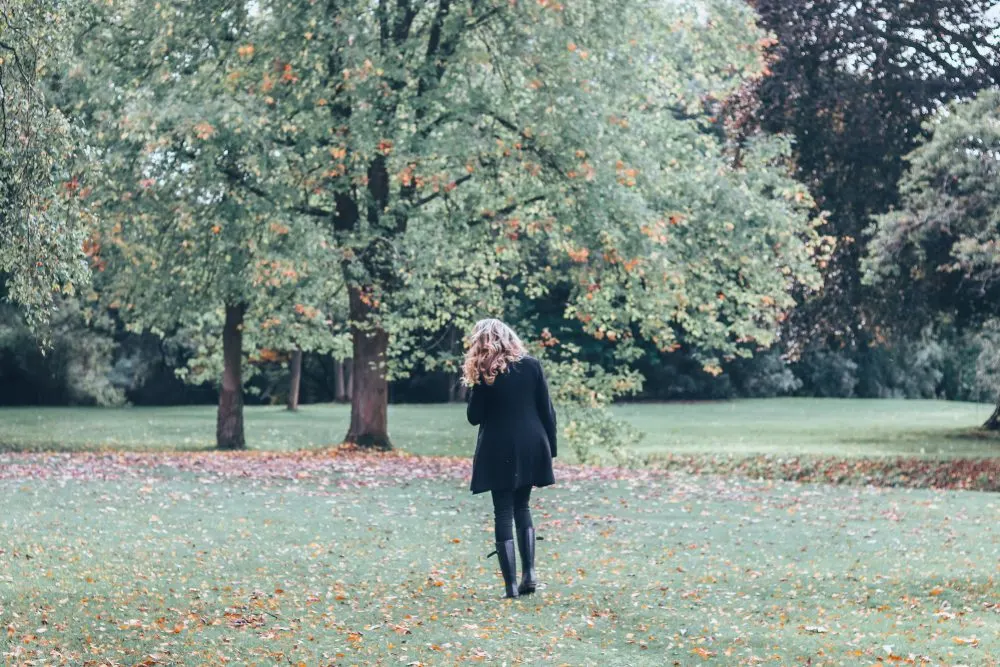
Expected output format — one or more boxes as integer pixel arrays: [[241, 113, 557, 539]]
[[0, 398, 997, 458], [2, 399, 999, 664], [2, 452, 998, 665]]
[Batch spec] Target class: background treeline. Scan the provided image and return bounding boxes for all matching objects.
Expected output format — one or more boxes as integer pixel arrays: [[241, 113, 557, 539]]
[[4, 297, 997, 406]]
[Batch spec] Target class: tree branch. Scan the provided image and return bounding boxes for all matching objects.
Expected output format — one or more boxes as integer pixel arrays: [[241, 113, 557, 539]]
[[411, 173, 473, 208], [469, 194, 546, 227], [297, 204, 334, 218], [393, 0, 418, 44]]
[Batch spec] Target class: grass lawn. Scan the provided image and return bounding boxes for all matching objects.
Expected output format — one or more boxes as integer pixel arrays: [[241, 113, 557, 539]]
[[2, 452, 998, 665], [1, 398, 997, 459]]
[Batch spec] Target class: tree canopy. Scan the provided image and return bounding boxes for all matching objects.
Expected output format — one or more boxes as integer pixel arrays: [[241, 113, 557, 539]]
[[736, 0, 1000, 348], [0, 0, 91, 327], [864, 88, 1000, 425], [48, 0, 829, 449]]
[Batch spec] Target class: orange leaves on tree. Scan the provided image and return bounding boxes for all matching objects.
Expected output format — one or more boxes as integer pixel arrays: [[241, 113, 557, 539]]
[[504, 218, 520, 241], [323, 164, 347, 179], [357, 290, 381, 309], [193, 122, 216, 140], [399, 164, 415, 187], [539, 328, 560, 348], [294, 303, 320, 319], [377, 140, 393, 156], [250, 349, 282, 363], [211, 224, 222, 234], [255, 259, 301, 288], [281, 63, 299, 84], [82, 235, 107, 272], [608, 114, 630, 129], [269, 222, 290, 235], [615, 160, 639, 187], [567, 247, 590, 263], [640, 220, 669, 244], [237, 44, 255, 59]]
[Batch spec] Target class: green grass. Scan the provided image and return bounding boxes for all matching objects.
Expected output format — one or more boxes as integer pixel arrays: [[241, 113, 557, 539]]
[[1, 398, 998, 458], [3, 400, 999, 664], [2, 462, 998, 665]]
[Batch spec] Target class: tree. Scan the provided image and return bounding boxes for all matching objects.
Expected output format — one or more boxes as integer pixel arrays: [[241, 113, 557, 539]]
[[0, 0, 91, 327], [863, 89, 1000, 428], [70, 0, 340, 448], [245, 0, 826, 448], [732, 0, 1000, 351], [76, 0, 827, 451]]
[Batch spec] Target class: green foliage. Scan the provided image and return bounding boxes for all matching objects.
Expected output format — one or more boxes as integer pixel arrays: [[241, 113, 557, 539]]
[[972, 320, 1000, 400], [864, 89, 1000, 406], [246, 0, 823, 370], [0, 299, 123, 405], [741, 0, 1000, 348], [865, 89, 1000, 307], [537, 345, 644, 464], [44, 0, 828, 450], [0, 0, 92, 327], [60, 0, 343, 389]]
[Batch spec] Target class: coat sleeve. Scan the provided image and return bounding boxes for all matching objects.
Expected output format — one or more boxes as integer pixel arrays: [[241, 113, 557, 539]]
[[535, 360, 557, 458], [466, 383, 486, 426]]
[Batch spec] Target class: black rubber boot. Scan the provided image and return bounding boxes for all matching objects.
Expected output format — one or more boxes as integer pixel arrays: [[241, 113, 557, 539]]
[[517, 527, 537, 595], [496, 539, 519, 598]]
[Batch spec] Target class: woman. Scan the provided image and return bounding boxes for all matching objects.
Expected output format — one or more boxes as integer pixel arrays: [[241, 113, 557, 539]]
[[464, 318, 557, 598]]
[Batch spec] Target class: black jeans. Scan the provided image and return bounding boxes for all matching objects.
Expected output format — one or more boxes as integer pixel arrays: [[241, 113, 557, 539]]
[[491, 486, 533, 542]]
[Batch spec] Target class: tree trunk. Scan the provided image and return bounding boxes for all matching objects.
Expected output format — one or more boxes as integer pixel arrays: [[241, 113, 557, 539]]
[[450, 376, 467, 403], [287, 348, 303, 411], [335, 358, 347, 403], [983, 396, 1000, 431], [346, 358, 354, 400], [345, 288, 390, 449], [217, 302, 246, 449]]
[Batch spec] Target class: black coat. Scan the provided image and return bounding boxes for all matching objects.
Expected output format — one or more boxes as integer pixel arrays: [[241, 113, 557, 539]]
[[467, 356, 557, 494]]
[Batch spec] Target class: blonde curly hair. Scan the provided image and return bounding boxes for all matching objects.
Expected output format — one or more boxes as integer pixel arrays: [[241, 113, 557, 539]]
[[462, 318, 527, 386]]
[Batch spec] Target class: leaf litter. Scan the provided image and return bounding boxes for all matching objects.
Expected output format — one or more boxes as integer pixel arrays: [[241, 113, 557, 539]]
[[0, 446, 998, 665]]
